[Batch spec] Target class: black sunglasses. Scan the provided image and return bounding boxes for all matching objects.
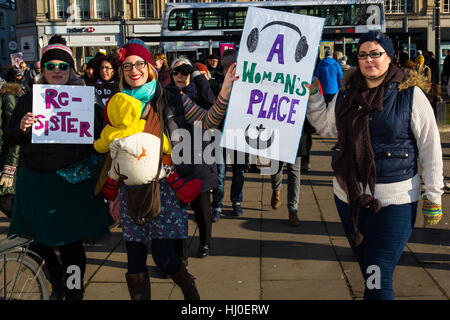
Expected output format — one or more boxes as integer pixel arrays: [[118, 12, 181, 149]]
[[44, 62, 71, 72], [172, 70, 190, 76]]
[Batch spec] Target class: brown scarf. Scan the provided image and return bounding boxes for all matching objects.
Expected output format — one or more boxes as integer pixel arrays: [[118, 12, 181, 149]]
[[334, 64, 405, 247]]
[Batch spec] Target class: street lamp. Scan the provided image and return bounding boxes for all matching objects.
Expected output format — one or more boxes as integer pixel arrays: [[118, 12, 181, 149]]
[[435, 0, 441, 85], [119, 10, 126, 47]]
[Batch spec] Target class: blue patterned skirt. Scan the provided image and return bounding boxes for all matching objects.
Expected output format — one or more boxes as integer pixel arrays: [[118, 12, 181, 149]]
[[119, 179, 188, 247]]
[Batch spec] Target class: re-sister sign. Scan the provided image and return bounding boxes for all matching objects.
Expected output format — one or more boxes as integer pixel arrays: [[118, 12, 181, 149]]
[[221, 7, 325, 164], [32, 84, 94, 144]]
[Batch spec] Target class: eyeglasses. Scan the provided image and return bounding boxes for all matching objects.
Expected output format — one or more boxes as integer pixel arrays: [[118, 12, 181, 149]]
[[358, 51, 385, 60], [172, 70, 190, 76], [44, 62, 71, 72], [122, 61, 147, 71], [100, 66, 114, 71]]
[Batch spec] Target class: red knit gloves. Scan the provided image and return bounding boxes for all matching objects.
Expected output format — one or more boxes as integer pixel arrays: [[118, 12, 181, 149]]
[[102, 156, 202, 204], [103, 177, 121, 201], [163, 155, 202, 203]]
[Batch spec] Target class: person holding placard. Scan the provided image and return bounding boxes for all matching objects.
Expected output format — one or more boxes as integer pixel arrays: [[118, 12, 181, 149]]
[[104, 39, 237, 300], [169, 56, 217, 259], [306, 31, 443, 300], [6, 35, 110, 300]]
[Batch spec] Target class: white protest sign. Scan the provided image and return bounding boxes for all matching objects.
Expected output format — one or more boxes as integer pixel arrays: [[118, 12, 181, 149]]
[[32, 84, 95, 144], [221, 7, 324, 164]]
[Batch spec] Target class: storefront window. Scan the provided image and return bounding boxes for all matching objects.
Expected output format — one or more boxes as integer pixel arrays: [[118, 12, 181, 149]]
[[139, 0, 153, 18], [55, 0, 70, 19], [96, 0, 110, 18], [385, 0, 413, 13], [76, 0, 90, 19]]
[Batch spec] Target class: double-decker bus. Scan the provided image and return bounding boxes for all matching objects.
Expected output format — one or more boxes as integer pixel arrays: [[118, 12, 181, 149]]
[[160, 0, 386, 62]]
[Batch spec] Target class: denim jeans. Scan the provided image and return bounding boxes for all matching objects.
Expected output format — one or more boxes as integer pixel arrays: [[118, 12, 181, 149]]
[[270, 157, 301, 213], [212, 149, 245, 208], [334, 196, 417, 300]]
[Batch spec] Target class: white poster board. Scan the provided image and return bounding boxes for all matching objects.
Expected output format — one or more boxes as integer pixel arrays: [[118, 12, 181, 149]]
[[221, 7, 324, 164], [32, 84, 95, 144]]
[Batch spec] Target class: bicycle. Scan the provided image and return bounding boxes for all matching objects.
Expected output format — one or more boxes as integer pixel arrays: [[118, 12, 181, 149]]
[[0, 235, 50, 300]]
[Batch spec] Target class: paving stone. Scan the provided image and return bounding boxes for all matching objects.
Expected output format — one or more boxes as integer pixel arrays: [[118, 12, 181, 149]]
[[261, 279, 352, 300]]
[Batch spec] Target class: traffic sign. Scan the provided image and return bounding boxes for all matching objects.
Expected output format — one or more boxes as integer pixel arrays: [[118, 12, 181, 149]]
[[8, 41, 17, 51]]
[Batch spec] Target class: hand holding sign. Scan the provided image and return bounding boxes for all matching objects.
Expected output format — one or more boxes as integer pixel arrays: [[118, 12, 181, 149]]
[[20, 112, 37, 133], [218, 62, 239, 100]]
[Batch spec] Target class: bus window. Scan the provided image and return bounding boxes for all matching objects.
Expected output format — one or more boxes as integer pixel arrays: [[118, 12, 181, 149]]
[[334, 6, 348, 26], [197, 9, 224, 29], [227, 9, 247, 28], [289, 6, 312, 16], [351, 5, 370, 26], [169, 9, 193, 31]]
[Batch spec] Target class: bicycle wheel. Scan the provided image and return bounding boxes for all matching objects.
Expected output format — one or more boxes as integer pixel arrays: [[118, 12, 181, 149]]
[[0, 250, 50, 300]]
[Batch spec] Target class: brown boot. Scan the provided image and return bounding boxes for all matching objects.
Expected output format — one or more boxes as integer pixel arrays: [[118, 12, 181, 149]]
[[126, 272, 151, 300], [271, 190, 281, 209], [288, 211, 300, 227], [170, 263, 200, 300]]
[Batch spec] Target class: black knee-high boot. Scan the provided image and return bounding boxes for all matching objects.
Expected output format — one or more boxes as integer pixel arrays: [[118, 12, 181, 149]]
[[126, 272, 151, 300], [30, 243, 65, 300], [170, 262, 200, 300]]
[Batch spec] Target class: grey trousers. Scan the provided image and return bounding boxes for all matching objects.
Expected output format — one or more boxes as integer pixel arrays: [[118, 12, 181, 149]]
[[270, 156, 301, 213]]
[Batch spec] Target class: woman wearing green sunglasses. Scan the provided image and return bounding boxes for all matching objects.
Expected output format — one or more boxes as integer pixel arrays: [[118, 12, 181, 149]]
[[5, 35, 110, 300]]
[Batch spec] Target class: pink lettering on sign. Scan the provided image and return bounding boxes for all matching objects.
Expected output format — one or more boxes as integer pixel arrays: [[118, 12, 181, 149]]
[[58, 92, 69, 106], [79, 122, 91, 138], [45, 90, 82, 109], [57, 112, 71, 131], [34, 114, 45, 130], [67, 118, 78, 133], [34, 112, 92, 138], [45, 89, 61, 109]]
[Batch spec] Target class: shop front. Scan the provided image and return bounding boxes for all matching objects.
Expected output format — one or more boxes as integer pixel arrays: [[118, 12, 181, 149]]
[[43, 24, 122, 71]]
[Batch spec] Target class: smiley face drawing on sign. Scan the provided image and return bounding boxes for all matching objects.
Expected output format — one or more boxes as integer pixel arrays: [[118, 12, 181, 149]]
[[244, 123, 275, 150]]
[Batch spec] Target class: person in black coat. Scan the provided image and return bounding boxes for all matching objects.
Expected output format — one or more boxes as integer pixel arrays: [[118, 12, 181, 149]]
[[169, 56, 217, 259]]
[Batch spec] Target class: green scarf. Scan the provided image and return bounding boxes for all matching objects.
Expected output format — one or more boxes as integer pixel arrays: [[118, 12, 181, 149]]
[[122, 80, 157, 114]]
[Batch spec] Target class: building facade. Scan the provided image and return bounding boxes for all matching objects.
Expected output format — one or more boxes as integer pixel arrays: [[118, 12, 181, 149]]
[[13, 0, 450, 70], [15, 0, 169, 70], [0, 0, 17, 74], [385, 0, 450, 62]]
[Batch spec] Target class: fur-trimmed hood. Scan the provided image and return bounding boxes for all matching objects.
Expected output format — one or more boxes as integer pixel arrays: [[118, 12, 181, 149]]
[[342, 66, 431, 94], [0, 82, 24, 96], [397, 68, 430, 93]]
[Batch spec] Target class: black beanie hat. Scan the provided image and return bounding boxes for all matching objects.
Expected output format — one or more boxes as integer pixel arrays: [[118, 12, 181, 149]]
[[357, 31, 395, 60], [41, 35, 75, 68]]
